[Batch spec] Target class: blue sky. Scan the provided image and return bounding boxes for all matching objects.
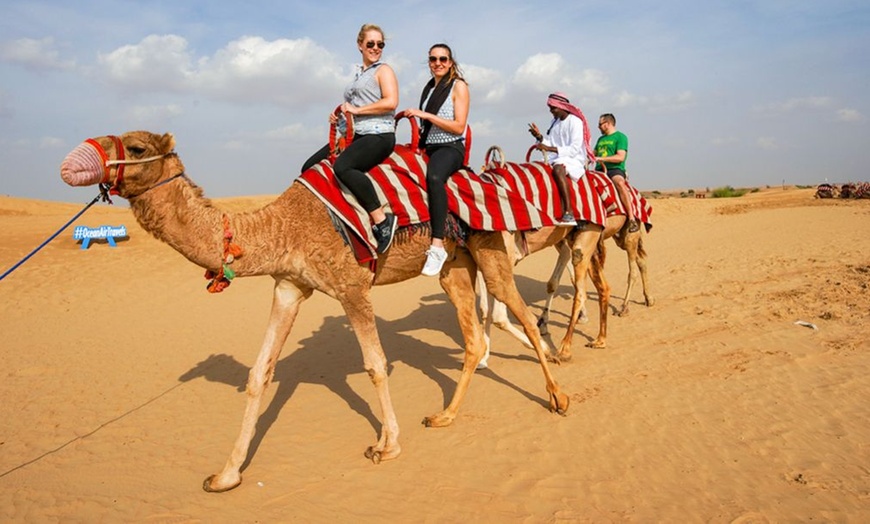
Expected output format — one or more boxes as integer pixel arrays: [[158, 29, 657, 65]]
[[1, 0, 868, 202]]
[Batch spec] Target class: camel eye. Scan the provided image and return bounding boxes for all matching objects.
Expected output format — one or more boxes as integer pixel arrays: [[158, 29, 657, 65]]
[[128, 146, 147, 156]]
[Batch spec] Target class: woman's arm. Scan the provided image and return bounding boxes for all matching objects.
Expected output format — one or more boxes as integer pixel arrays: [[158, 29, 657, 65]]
[[403, 79, 469, 135]]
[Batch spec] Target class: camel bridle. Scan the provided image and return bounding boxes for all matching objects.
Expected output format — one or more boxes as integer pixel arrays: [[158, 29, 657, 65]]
[[85, 135, 175, 197]]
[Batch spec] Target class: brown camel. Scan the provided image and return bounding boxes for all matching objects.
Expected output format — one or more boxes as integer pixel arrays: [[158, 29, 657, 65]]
[[478, 215, 624, 365], [473, 146, 624, 363], [59, 131, 575, 493], [540, 225, 654, 321], [479, 225, 652, 367]]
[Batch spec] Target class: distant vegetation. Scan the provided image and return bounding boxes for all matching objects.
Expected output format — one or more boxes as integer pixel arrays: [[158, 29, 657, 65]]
[[711, 186, 752, 198]]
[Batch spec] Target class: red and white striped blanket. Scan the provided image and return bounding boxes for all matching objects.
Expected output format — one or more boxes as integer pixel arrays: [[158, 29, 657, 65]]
[[485, 160, 653, 227], [297, 145, 653, 266], [297, 144, 556, 264]]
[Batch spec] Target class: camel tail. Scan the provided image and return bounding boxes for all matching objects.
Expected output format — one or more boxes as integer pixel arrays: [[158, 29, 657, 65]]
[[637, 236, 647, 259]]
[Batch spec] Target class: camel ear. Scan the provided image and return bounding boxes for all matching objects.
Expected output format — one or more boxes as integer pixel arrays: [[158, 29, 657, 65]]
[[160, 132, 176, 154]]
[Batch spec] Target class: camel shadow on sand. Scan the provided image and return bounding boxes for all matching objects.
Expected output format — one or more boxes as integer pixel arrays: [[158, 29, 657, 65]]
[[176, 272, 605, 472]]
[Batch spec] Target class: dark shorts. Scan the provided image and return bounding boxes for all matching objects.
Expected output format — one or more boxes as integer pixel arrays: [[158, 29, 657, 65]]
[[605, 167, 626, 180]]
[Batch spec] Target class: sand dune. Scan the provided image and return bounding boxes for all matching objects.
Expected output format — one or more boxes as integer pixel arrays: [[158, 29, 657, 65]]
[[1, 187, 868, 522]]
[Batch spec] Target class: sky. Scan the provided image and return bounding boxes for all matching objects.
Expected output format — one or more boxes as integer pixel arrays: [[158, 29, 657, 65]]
[[1, 0, 868, 202]]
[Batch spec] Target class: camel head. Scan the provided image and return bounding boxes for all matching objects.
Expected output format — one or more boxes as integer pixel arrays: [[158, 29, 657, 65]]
[[60, 131, 184, 199]]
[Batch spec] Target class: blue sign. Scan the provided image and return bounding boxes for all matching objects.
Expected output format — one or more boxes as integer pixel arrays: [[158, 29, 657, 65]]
[[73, 225, 128, 249]]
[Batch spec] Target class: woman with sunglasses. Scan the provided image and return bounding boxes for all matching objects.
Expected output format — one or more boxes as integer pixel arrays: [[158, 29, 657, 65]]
[[403, 43, 470, 276], [301, 23, 399, 254]]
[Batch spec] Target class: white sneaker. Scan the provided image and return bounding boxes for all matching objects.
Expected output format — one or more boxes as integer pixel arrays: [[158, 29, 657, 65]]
[[421, 246, 448, 276]]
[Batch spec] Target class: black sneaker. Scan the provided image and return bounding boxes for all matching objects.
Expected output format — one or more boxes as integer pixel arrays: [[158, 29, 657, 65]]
[[628, 219, 640, 233], [373, 213, 397, 253]]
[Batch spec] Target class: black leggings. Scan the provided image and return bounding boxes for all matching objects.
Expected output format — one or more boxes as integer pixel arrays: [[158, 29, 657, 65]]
[[425, 143, 464, 240], [301, 132, 396, 213]]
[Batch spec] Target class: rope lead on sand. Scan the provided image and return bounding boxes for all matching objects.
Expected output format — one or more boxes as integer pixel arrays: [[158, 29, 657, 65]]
[[0, 187, 110, 283]]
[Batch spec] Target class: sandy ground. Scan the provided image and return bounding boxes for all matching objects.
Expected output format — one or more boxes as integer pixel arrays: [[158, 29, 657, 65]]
[[1, 187, 868, 522]]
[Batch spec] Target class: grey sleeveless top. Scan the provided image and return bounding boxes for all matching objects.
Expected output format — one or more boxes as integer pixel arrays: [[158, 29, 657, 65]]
[[344, 62, 395, 135]]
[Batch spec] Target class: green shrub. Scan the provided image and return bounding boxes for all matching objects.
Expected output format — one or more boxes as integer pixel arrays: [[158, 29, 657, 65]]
[[711, 186, 749, 198]]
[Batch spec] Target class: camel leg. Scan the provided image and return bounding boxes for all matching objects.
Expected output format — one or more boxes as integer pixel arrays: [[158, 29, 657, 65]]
[[585, 242, 610, 348], [636, 237, 655, 307], [204, 278, 312, 493], [617, 231, 639, 317], [556, 228, 605, 360], [539, 240, 586, 336], [474, 242, 569, 415], [476, 272, 492, 369], [340, 289, 402, 464], [477, 274, 533, 370], [424, 250, 488, 427]]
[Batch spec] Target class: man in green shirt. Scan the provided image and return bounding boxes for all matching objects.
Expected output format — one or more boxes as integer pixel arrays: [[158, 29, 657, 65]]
[[594, 113, 638, 232]]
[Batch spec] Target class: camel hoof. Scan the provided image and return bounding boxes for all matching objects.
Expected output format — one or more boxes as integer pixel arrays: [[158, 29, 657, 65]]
[[364, 446, 382, 464], [422, 412, 454, 428], [586, 339, 606, 349], [646, 297, 656, 307], [557, 351, 573, 363], [543, 351, 561, 365], [549, 391, 570, 415], [202, 474, 242, 493], [616, 308, 629, 317]]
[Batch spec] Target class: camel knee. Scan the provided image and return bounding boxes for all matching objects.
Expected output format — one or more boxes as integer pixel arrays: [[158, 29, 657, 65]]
[[365, 361, 389, 386]]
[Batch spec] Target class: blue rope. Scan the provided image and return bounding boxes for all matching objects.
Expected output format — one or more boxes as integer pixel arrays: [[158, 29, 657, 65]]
[[0, 190, 106, 282]]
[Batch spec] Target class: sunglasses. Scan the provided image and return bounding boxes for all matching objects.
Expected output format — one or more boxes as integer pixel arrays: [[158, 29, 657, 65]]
[[428, 55, 450, 64], [365, 41, 386, 49]]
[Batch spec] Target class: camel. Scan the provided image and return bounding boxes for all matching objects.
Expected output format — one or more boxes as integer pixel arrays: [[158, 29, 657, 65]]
[[469, 146, 630, 364], [59, 130, 584, 493], [540, 223, 653, 322], [477, 225, 652, 367]]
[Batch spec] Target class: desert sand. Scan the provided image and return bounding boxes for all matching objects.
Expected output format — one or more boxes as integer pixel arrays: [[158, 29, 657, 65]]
[[1, 186, 868, 522]]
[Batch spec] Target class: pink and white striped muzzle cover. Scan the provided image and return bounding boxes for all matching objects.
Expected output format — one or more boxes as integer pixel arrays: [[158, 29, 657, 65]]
[[60, 139, 110, 187]]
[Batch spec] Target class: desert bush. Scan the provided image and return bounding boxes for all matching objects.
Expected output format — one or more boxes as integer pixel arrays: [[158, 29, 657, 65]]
[[711, 186, 749, 198]]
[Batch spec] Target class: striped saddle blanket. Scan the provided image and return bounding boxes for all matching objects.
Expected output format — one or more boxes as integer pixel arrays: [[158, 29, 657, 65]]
[[298, 145, 653, 265], [485, 160, 653, 228], [297, 144, 557, 264]]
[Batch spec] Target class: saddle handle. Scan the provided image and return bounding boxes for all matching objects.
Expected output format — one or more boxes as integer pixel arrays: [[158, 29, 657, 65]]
[[394, 111, 421, 152], [328, 105, 354, 163], [525, 143, 548, 164], [395, 111, 473, 166], [483, 145, 506, 170]]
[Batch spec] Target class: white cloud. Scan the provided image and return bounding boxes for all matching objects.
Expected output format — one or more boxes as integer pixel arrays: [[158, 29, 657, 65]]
[[0, 37, 75, 71], [39, 136, 65, 148], [98, 35, 193, 92], [711, 136, 739, 146], [512, 53, 610, 98], [95, 34, 351, 109], [463, 64, 506, 104], [613, 90, 696, 112], [263, 123, 320, 141], [756, 136, 782, 150], [835, 108, 864, 122], [754, 96, 833, 114], [194, 36, 347, 108], [125, 104, 184, 126]]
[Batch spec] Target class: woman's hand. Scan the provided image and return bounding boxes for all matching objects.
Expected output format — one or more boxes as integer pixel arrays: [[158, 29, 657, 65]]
[[341, 101, 358, 116], [403, 108, 426, 120]]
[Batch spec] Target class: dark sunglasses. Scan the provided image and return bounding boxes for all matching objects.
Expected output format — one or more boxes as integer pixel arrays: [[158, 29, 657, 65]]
[[365, 41, 386, 49], [428, 55, 450, 64]]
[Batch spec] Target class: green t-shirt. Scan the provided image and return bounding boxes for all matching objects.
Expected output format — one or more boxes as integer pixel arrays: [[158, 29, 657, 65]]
[[594, 131, 628, 171]]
